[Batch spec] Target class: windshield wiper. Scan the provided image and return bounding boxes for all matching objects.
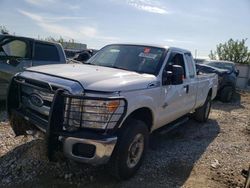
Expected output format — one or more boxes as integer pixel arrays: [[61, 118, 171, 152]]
[[111, 66, 130, 71], [86, 63, 99, 66]]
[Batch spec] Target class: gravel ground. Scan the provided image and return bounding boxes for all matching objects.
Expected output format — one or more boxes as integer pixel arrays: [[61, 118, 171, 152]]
[[0, 92, 249, 188]]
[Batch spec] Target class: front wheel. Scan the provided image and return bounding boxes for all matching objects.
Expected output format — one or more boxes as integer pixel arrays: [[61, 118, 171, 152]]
[[194, 95, 211, 122], [108, 118, 149, 180], [10, 113, 35, 136]]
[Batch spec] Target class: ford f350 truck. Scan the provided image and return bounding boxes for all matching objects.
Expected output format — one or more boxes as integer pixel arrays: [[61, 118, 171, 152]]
[[7, 44, 218, 179]]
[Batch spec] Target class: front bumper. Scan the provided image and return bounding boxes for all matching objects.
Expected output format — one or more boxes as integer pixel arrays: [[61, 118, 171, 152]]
[[63, 136, 117, 165]]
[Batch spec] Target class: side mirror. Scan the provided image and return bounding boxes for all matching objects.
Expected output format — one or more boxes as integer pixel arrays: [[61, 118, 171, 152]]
[[162, 70, 173, 85], [172, 65, 184, 85], [162, 65, 184, 85]]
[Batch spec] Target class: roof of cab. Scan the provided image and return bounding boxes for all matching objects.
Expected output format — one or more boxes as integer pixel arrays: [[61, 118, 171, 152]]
[[106, 43, 192, 53], [0, 34, 60, 45]]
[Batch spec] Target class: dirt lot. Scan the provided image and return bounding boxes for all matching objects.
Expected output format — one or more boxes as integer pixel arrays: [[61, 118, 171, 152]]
[[0, 92, 249, 188]]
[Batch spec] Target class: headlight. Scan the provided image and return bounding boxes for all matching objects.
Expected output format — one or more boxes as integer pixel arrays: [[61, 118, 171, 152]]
[[64, 98, 126, 131]]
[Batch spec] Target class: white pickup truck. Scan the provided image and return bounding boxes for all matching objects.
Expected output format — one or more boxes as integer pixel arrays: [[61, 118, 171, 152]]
[[7, 44, 218, 179]]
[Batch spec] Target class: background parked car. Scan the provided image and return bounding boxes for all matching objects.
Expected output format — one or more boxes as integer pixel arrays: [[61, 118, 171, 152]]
[[0, 34, 67, 100], [196, 63, 237, 102], [203, 60, 239, 77], [64, 49, 82, 59], [64, 49, 98, 63], [194, 58, 207, 64], [74, 49, 98, 63]]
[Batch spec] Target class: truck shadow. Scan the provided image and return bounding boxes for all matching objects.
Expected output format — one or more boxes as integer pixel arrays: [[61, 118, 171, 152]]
[[144, 119, 220, 187], [0, 118, 220, 188]]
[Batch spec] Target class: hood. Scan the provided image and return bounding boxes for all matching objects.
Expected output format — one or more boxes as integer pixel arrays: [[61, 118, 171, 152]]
[[212, 67, 230, 75], [197, 64, 229, 75], [27, 64, 158, 92]]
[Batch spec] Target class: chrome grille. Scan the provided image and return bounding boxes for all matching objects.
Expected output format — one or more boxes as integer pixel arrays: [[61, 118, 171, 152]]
[[12, 71, 84, 131], [13, 76, 56, 124]]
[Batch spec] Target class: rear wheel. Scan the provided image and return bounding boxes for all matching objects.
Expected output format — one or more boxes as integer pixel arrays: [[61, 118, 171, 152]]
[[220, 86, 234, 102], [194, 95, 211, 122], [108, 118, 149, 180]]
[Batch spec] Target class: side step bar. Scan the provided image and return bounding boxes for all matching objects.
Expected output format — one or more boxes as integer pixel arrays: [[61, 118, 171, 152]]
[[156, 116, 189, 135]]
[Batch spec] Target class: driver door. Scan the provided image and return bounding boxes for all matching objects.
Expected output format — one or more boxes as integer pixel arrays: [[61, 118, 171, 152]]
[[156, 51, 189, 129]]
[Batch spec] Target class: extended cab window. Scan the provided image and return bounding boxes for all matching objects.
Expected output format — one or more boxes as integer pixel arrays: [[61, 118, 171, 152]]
[[34, 42, 59, 61], [185, 53, 195, 78]]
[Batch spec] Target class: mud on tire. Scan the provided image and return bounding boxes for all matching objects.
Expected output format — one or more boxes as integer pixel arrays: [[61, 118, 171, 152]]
[[194, 95, 211, 122]]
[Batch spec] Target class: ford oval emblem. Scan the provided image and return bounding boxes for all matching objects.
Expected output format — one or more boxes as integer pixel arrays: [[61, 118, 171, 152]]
[[30, 94, 44, 107]]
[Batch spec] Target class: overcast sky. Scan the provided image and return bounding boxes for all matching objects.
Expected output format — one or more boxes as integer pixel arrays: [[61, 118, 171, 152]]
[[0, 0, 250, 57]]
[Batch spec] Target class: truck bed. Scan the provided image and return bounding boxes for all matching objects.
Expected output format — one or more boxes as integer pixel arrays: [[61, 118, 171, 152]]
[[195, 73, 218, 108]]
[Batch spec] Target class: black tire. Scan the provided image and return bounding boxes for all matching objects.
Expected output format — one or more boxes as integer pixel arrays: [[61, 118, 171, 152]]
[[10, 114, 34, 136], [220, 86, 234, 102], [194, 95, 211, 122], [108, 118, 149, 180]]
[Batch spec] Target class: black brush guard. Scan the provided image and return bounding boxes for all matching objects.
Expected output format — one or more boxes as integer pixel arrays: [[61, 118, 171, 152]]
[[7, 77, 127, 161]]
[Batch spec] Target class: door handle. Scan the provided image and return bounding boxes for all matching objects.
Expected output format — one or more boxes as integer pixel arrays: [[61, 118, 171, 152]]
[[183, 85, 189, 93]]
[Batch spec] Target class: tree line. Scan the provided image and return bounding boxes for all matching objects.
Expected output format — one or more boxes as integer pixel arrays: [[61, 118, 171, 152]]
[[209, 38, 250, 64]]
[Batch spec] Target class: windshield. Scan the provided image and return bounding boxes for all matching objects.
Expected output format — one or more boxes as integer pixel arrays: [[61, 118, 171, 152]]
[[87, 44, 166, 75], [204, 61, 233, 71]]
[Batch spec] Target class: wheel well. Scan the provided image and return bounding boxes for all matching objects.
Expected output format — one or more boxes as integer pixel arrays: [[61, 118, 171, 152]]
[[124, 107, 153, 131]]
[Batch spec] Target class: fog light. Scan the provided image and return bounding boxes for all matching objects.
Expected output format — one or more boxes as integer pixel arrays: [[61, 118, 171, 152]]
[[72, 143, 96, 158]]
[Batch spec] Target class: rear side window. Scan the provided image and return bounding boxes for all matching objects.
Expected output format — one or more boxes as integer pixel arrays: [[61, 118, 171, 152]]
[[185, 53, 195, 78], [1, 39, 29, 58], [34, 42, 60, 61]]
